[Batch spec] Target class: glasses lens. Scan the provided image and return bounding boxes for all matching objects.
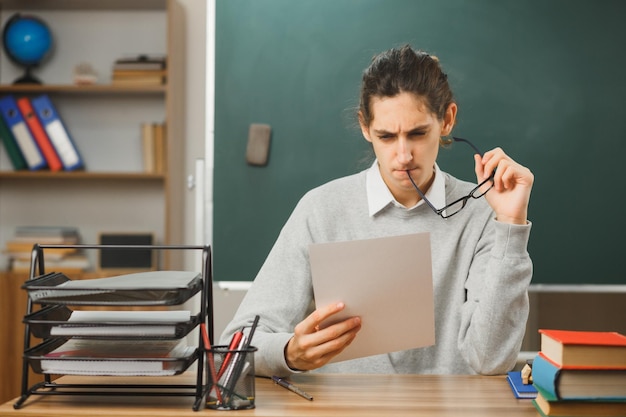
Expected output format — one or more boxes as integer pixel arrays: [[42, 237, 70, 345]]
[[441, 198, 467, 218], [471, 177, 494, 198]]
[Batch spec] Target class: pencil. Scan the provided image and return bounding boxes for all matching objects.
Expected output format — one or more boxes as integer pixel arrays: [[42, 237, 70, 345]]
[[201, 323, 223, 403]]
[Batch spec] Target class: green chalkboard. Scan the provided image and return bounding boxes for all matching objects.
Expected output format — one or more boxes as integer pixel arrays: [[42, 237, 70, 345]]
[[214, 0, 626, 284]]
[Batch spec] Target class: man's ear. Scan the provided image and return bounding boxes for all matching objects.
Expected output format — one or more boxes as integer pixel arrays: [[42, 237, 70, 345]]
[[358, 111, 373, 143], [441, 102, 457, 136]]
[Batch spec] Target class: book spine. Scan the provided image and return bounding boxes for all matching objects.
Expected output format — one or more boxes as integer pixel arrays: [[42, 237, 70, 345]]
[[532, 353, 561, 401], [0, 110, 27, 170], [141, 122, 155, 173], [154, 122, 165, 174], [0, 95, 46, 170], [30, 94, 84, 171], [17, 97, 63, 171]]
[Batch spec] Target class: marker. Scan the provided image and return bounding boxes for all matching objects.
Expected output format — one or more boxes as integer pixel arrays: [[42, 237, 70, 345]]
[[272, 376, 314, 401]]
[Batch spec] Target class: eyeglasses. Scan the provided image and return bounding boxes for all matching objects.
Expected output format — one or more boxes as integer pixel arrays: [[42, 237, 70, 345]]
[[406, 137, 494, 219]]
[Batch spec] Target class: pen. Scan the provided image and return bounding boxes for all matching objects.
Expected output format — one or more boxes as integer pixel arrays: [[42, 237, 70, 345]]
[[216, 327, 244, 380], [272, 376, 314, 401], [222, 315, 261, 404]]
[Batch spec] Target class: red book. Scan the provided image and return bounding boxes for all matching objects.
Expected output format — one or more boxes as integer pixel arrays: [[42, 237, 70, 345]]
[[16, 97, 63, 171], [539, 329, 626, 369]]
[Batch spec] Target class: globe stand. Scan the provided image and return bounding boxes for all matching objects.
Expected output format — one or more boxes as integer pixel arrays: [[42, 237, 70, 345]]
[[12, 66, 43, 85]]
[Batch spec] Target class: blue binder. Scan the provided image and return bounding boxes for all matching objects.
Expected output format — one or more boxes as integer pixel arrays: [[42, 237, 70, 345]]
[[0, 95, 46, 170], [30, 94, 84, 171]]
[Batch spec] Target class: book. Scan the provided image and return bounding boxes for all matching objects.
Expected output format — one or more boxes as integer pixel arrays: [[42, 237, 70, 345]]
[[11, 254, 90, 274], [15, 225, 80, 241], [113, 54, 166, 71], [532, 352, 626, 401], [539, 329, 626, 369], [506, 370, 538, 399], [16, 97, 63, 171], [112, 69, 167, 78], [533, 390, 626, 416], [30, 94, 84, 171], [154, 122, 165, 173], [141, 122, 166, 174], [6, 241, 77, 259], [0, 111, 27, 170], [0, 95, 46, 170], [111, 76, 165, 86], [141, 122, 155, 173]]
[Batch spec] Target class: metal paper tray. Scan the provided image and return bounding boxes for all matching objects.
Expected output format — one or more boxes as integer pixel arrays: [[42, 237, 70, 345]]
[[24, 305, 201, 340], [25, 338, 199, 376], [22, 271, 203, 306]]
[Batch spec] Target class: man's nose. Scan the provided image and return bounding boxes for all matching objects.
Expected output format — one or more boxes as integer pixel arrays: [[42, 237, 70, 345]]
[[396, 138, 413, 164]]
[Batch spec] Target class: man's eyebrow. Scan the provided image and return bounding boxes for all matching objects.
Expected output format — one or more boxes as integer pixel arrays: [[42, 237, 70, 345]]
[[373, 124, 430, 135], [407, 124, 430, 133]]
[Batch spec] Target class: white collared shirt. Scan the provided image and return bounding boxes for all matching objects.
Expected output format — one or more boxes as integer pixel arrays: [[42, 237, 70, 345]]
[[366, 160, 446, 217]]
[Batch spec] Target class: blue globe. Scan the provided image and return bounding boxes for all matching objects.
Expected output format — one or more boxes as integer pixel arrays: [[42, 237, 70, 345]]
[[2, 13, 53, 84]]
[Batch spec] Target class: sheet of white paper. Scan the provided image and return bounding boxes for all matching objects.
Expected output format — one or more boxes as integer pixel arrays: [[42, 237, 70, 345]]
[[309, 232, 435, 363]]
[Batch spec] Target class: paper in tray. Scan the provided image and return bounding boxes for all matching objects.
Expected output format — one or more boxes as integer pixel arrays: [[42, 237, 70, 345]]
[[24, 305, 201, 339], [25, 338, 199, 376], [22, 270, 203, 306]]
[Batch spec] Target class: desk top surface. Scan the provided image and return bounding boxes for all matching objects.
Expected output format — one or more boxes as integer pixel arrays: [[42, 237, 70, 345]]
[[0, 373, 536, 417]]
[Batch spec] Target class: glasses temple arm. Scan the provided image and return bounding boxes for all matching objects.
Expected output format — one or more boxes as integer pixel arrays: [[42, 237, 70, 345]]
[[452, 136, 483, 157], [405, 170, 440, 213]]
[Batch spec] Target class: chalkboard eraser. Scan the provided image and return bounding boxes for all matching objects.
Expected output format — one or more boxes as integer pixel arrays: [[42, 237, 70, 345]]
[[246, 123, 272, 166]]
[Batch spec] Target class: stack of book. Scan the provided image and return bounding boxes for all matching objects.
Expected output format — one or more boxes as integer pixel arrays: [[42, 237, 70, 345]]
[[0, 94, 84, 171], [532, 329, 626, 417], [111, 55, 166, 86], [4, 226, 89, 274]]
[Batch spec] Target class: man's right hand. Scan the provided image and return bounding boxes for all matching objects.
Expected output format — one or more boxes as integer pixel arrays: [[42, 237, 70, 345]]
[[285, 302, 361, 371]]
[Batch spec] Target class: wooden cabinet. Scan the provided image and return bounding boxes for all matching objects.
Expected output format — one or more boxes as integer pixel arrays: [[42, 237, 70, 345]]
[[0, 0, 186, 272], [0, 272, 43, 404]]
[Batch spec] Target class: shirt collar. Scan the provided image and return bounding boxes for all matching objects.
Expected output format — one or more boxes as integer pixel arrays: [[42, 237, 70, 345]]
[[366, 160, 446, 217]]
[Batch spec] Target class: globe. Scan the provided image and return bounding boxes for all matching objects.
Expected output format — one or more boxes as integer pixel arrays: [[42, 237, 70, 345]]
[[2, 13, 53, 84]]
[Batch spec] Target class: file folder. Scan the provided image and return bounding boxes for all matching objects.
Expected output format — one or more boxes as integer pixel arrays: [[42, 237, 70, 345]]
[[0, 112, 27, 170], [0, 95, 46, 170], [30, 94, 84, 171], [17, 97, 63, 171]]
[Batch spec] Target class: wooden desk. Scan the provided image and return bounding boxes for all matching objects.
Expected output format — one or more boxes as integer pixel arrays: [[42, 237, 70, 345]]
[[0, 373, 536, 416]]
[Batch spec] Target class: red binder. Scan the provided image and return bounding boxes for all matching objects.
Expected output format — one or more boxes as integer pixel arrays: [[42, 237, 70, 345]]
[[16, 97, 63, 171]]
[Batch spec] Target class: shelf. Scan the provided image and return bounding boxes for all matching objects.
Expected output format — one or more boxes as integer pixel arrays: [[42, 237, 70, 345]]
[[0, 0, 186, 405], [0, 84, 166, 95], [0, 171, 165, 181], [0, 0, 166, 10]]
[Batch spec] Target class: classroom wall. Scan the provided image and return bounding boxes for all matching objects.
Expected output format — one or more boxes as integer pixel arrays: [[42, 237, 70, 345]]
[[213, 0, 626, 285]]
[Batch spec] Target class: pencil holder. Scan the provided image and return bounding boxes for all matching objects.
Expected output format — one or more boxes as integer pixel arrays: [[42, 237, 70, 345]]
[[206, 345, 257, 410]]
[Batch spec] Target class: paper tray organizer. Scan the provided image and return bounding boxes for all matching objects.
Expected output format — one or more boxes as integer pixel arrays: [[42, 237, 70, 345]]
[[14, 244, 215, 412]]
